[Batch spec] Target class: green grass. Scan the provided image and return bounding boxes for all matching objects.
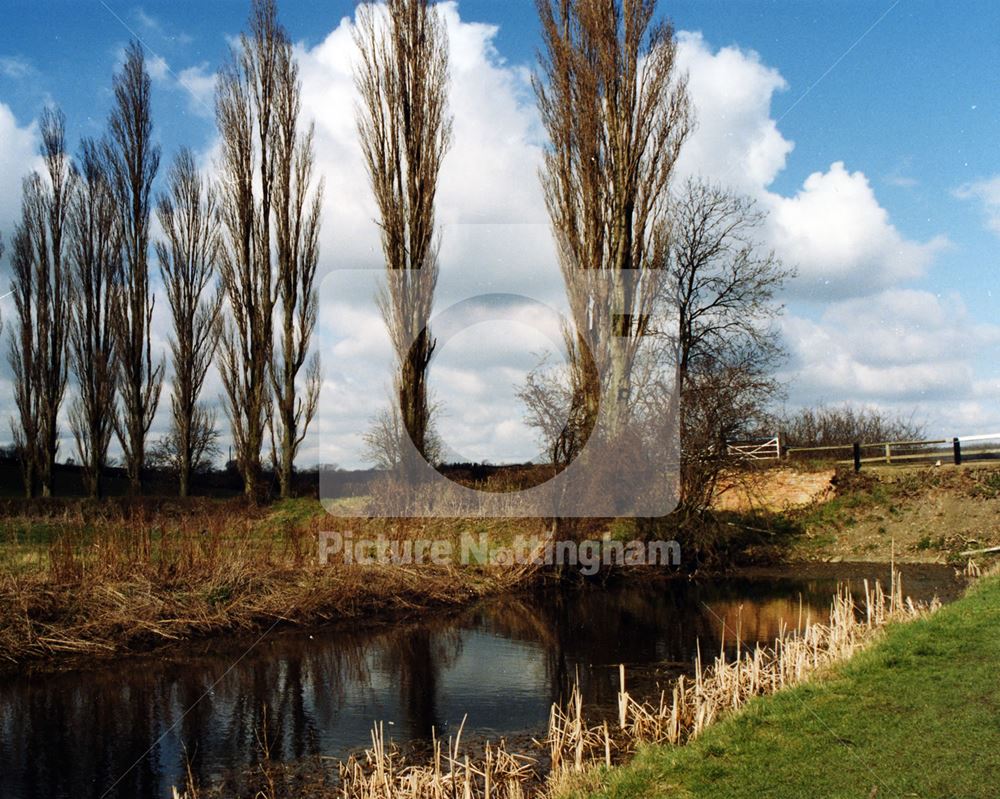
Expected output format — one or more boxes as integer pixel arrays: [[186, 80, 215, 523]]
[[574, 576, 1000, 799]]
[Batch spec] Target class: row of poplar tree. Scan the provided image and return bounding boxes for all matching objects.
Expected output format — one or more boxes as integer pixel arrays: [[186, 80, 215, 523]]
[[5, 0, 322, 499]]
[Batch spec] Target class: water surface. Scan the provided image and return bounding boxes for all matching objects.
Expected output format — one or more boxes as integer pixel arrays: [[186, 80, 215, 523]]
[[0, 564, 957, 799]]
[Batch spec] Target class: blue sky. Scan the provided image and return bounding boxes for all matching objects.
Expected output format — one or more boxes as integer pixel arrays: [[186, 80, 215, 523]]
[[2, 1, 1000, 465]]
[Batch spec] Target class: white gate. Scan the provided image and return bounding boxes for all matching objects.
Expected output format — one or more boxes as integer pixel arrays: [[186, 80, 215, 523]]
[[726, 436, 781, 461]]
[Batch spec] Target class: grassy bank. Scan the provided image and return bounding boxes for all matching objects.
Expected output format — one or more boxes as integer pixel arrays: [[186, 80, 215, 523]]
[[0, 497, 549, 669], [711, 463, 1000, 565], [566, 572, 1000, 799]]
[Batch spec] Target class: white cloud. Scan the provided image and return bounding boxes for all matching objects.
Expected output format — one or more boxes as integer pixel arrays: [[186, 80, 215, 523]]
[[675, 31, 792, 192], [669, 32, 992, 430], [676, 34, 946, 300], [135, 8, 194, 46], [954, 176, 1000, 236], [766, 163, 948, 297], [0, 56, 34, 80], [147, 54, 170, 82], [176, 63, 216, 117], [0, 102, 39, 239], [781, 290, 1000, 433], [139, 49, 216, 118]]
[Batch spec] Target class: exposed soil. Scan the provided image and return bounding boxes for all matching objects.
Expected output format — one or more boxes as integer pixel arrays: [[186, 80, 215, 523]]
[[713, 467, 836, 512]]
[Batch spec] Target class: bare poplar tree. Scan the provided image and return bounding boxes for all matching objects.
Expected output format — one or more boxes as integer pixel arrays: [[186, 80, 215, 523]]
[[216, 0, 278, 499], [270, 34, 323, 499], [68, 141, 122, 498], [8, 225, 38, 498], [354, 0, 453, 476], [156, 148, 223, 497], [217, 0, 321, 499], [534, 0, 690, 437], [106, 41, 163, 494], [7, 108, 74, 498]]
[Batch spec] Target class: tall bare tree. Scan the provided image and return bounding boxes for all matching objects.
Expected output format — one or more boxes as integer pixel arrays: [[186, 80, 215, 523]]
[[156, 148, 223, 497], [216, 0, 279, 499], [534, 0, 690, 438], [7, 108, 74, 498], [68, 141, 122, 498], [106, 41, 163, 495], [661, 178, 791, 513], [354, 0, 452, 476], [216, 0, 322, 499], [270, 33, 323, 499], [8, 225, 38, 498]]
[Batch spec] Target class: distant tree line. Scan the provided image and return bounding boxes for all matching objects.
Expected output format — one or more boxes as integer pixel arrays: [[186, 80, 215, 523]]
[[779, 404, 926, 450]]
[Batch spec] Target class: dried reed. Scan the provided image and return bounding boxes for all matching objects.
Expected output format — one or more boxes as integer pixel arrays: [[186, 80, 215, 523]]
[[0, 501, 543, 667]]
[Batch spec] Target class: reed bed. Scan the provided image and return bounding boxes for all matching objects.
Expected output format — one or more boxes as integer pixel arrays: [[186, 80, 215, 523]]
[[614, 568, 933, 749], [173, 568, 939, 799], [0, 500, 542, 667]]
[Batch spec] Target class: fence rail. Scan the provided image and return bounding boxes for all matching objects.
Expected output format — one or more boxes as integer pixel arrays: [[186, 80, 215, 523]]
[[783, 433, 1000, 471]]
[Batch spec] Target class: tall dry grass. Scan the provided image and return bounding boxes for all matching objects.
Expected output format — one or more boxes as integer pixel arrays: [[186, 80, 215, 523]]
[[0, 500, 542, 666], [173, 569, 938, 799]]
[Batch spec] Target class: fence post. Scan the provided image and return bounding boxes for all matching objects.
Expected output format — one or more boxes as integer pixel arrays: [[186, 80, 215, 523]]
[[885, 443, 891, 464], [853, 442, 861, 473], [953, 437, 962, 466]]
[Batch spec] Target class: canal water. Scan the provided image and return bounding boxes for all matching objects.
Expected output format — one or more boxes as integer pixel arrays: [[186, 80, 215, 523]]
[[0, 563, 958, 799]]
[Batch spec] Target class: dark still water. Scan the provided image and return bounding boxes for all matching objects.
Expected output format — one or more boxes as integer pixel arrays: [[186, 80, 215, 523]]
[[0, 564, 958, 799]]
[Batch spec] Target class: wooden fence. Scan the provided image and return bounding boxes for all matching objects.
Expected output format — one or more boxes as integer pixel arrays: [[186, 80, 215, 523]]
[[785, 433, 1000, 471]]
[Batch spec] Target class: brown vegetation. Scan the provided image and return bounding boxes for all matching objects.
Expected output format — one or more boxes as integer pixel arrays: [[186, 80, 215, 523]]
[[780, 404, 925, 450], [0, 499, 546, 669]]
